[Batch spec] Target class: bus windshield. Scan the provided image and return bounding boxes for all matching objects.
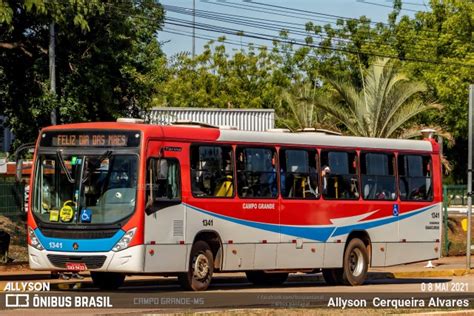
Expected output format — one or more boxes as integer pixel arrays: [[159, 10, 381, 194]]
[[33, 153, 138, 225]]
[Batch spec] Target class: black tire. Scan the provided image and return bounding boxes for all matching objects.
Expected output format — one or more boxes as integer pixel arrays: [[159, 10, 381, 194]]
[[322, 268, 343, 285], [245, 271, 288, 286], [341, 238, 369, 286], [178, 240, 214, 291], [91, 272, 125, 290]]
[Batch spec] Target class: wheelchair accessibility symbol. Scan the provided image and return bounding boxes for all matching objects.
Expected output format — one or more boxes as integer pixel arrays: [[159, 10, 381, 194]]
[[80, 209, 92, 223], [393, 204, 399, 217]]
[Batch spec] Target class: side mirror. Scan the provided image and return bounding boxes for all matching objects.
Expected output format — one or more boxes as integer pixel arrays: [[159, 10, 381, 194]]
[[15, 159, 23, 183], [13, 143, 35, 183]]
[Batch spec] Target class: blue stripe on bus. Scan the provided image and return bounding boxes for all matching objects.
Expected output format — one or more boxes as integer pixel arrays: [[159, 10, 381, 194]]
[[186, 204, 435, 242], [330, 205, 432, 237], [187, 204, 335, 242], [35, 228, 125, 252]]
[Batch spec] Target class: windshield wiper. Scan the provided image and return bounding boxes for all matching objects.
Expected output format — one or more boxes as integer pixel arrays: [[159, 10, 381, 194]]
[[56, 150, 75, 184]]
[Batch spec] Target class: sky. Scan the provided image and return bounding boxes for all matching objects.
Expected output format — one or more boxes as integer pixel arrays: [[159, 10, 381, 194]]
[[156, 0, 429, 57]]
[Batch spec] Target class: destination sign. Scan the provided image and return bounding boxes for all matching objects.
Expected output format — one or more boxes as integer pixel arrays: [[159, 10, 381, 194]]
[[40, 131, 141, 148], [54, 134, 127, 147]]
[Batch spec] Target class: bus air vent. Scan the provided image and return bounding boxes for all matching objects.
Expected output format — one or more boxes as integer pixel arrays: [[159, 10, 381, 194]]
[[40, 229, 118, 239], [173, 220, 184, 237]]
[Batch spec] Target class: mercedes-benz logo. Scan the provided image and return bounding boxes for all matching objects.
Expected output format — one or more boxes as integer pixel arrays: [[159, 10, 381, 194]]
[[73, 242, 79, 250]]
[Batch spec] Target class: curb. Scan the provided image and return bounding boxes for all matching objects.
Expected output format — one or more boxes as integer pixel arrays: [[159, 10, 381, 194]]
[[387, 269, 474, 278]]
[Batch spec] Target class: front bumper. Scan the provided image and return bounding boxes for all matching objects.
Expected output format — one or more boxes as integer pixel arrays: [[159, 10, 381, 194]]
[[28, 245, 145, 273]]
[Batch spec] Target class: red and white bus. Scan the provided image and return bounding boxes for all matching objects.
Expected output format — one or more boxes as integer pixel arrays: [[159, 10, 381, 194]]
[[27, 121, 442, 290]]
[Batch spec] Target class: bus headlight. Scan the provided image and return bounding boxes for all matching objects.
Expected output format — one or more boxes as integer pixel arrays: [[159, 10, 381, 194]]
[[28, 227, 44, 251], [112, 228, 136, 252]]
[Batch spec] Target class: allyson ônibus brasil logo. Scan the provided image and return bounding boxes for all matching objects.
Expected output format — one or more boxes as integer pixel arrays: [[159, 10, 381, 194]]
[[3, 281, 112, 308]]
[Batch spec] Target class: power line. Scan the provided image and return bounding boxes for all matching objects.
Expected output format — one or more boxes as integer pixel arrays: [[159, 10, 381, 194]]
[[207, 0, 442, 36], [101, 2, 473, 67], [163, 13, 473, 66], [162, 27, 263, 51], [164, 4, 448, 59], [163, 18, 472, 67], [161, 26, 447, 71]]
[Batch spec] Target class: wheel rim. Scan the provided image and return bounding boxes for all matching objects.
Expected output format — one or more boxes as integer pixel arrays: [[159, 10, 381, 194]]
[[193, 253, 210, 281], [349, 248, 364, 277]]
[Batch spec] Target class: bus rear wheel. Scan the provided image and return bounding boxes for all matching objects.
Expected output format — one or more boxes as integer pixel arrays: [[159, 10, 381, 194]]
[[246, 271, 288, 286], [322, 268, 343, 285], [91, 272, 125, 290], [341, 238, 369, 286], [178, 240, 214, 291]]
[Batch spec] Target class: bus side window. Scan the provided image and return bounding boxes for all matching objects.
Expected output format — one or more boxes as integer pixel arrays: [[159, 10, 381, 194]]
[[361, 152, 396, 200], [398, 155, 433, 201], [236, 147, 277, 198], [146, 158, 181, 212], [280, 149, 319, 199], [320, 151, 359, 200], [190, 145, 234, 198]]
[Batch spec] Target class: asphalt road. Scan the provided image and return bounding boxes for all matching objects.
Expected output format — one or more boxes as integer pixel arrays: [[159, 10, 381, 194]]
[[2, 274, 474, 315]]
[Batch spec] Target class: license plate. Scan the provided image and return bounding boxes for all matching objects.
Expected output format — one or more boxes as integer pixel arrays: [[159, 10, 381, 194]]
[[65, 262, 88, 271]]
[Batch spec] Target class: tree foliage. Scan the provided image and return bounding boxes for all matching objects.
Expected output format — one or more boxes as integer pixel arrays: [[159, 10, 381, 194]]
[[0, 0, 472, 182], [315, 58, 441, 138], [0, 0, 165, 145], [154, 39, 291, 110]]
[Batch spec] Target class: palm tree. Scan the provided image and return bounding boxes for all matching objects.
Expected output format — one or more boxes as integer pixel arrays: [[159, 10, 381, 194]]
[[277, 82, 339, 132], [315, 58, 442, 138]]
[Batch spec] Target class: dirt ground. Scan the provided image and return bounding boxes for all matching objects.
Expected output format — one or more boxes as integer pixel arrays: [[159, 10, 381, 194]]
[[445, 214, 474, 256], [0, 215, 27, 262]]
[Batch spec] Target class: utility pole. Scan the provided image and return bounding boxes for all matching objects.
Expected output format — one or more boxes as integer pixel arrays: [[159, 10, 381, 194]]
[[49, 22, 57, 125], [192, 0, 196, 58], [468, 84, 473, 272]]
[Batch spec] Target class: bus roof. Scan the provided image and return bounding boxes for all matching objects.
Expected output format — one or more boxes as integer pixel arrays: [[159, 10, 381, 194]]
[[41, 122, 435, 152]]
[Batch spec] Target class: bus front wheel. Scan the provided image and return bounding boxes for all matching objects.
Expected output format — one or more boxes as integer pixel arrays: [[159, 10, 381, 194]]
[[341, 238, 369, 286], [91, 272, 125, 290], [178, 240, 214, 291]]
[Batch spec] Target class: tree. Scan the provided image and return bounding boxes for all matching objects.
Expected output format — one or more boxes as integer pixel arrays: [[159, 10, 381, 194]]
[[154, 39, 289, 110], [301, 0, 471, 180], [0, 0, 165, 147], [315, 58, 441, 138], [276, 82, 338, 132]]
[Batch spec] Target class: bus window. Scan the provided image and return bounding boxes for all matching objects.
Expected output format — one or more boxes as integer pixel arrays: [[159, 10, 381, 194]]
[[236, 147, 277, 198], [398, 155, 433, 201], [190, 145, 234, 198], [280, 149, 318, 199], [361, 153, 396, 200], [146, 158, 181, 208], [321, 151, 359, 200]]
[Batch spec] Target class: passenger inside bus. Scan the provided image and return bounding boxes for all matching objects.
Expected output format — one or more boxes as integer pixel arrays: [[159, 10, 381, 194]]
[[280, 149, 318, 199], [236, 147, 277, 198], [191, 146, 234, 198], [321, 151, 359, 199]]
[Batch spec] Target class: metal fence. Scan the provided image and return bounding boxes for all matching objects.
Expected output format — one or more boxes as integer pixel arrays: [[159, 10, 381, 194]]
[[0, 180, 24, 217], [444, 184, 468, 207], [443, 184, 468, 256], [145, 107, 275, 131]]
